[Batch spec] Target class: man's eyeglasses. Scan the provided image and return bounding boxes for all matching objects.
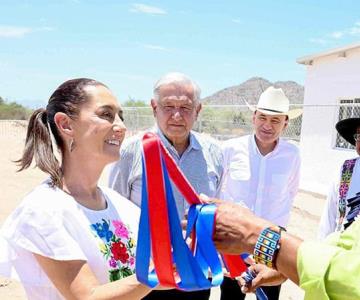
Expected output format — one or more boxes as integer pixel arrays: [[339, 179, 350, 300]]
[[354, 133, 360, 142], [158, 104, 195, 115]]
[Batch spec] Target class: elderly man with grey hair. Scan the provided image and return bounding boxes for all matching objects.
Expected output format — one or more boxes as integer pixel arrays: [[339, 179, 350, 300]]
[[108, 72, 223, 300]]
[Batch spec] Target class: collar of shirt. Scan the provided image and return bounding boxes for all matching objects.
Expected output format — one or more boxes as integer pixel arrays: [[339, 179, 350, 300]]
[[154, 126, 201, 158], [251, 134, 281, 157]]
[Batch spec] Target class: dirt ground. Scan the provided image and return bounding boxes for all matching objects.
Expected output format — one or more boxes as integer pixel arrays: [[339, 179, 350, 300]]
[[0, 123, 325, 299]]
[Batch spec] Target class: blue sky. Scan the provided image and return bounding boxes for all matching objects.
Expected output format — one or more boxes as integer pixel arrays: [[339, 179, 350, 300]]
[[1, 0, 360, 108]]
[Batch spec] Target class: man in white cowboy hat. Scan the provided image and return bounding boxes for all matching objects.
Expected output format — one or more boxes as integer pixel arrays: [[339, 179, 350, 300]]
[[219, 86, 302, 300], [318, 117, 360, 239]]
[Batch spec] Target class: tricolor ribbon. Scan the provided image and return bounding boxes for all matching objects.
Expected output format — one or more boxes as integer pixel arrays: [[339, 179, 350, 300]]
[[136, 132, 247, 290]]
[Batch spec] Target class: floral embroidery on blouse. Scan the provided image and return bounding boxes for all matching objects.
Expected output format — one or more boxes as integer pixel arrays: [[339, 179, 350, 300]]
[[91, 219, 136, 282]]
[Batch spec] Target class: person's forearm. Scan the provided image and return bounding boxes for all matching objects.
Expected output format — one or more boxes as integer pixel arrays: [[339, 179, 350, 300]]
[[242, 219, 303, 284], [275, 232, 302, 284], [213, 202, 303, 285], [90, 274, 152, 300], [34, 253, 153, 300]]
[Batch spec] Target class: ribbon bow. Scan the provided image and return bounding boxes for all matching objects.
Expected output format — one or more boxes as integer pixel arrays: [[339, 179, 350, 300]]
[[136, 132, 247, 290]]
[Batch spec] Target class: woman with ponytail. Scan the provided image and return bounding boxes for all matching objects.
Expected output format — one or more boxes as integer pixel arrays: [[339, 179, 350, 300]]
[[0, 78, 165, 299]]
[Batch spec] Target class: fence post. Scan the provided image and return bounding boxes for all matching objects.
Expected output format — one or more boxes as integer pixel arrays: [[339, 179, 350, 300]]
[[198, 113, 202, 133]]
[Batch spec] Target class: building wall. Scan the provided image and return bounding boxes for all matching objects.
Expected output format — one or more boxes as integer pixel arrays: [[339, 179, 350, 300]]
[[300, 47, 360, 194]]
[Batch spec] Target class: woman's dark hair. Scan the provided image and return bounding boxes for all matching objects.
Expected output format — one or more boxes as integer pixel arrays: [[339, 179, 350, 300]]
[[16, 78, 107, 188]]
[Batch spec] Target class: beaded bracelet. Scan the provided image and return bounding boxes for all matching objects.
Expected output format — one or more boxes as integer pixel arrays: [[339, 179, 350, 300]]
[[253, 226, 285, 269]]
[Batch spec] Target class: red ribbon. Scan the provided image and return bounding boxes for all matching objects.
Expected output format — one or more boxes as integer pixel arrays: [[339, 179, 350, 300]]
[[142, 132, 246, 284]]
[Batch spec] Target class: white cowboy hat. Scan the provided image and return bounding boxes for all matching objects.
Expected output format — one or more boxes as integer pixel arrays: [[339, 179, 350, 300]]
[[246, 86, 303, 119]]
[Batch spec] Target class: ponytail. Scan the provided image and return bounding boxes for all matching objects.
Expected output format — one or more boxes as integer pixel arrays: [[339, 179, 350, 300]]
[[16, 108, 63, 187]]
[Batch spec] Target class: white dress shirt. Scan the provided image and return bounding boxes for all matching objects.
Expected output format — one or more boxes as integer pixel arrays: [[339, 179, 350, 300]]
[[219, 134, 301, 227], [318, 157, 360, 240]]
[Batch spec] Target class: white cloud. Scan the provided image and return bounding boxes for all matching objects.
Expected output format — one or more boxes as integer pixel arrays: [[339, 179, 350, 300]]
[[142, 44, 169, 51], [0, 26, 32, 38], [328, 21, 360, 39], [130, 3, 167, 15], [309, 38, 328, 45], [349, 23, 360, 36], [0, 25, 54, 38], [310, 21, 360, 45], [35, 26, 54, 32], [232, 18, 241, 24], [330, 31, 344, 39]]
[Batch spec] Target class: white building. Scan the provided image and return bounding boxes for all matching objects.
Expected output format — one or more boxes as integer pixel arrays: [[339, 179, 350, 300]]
[[297, 42, 360, 195]]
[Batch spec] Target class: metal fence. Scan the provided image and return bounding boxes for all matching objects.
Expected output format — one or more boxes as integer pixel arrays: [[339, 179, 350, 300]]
[[122, 105, 303, 141], [0, 119, 27, 138], [1, 104, 359, 147]]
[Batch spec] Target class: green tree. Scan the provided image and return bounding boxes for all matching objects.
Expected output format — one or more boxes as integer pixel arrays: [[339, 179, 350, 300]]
[[0, 98, 32, 120], [122, 97, 147, 107]]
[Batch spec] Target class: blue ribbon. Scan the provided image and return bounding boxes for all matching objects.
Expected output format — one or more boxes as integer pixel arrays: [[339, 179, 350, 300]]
[[135, 159, 159, 288], [136, 157, 224, 290], [242, 269, 268, 300]]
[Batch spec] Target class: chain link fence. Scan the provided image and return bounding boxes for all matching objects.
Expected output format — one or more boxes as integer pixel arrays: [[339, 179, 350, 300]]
[[0, 120, 28, 138], [2, 104, 359, 147], [122, 105, 303, 141]]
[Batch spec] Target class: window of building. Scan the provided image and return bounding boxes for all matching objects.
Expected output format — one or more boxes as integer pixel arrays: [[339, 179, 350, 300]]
[[335, 98, 360, 149]]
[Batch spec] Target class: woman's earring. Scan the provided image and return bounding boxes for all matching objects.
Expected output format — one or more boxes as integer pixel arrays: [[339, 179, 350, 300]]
[[69, 138, 75, 152]]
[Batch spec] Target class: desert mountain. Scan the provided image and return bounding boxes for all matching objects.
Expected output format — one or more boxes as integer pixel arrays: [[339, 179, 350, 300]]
[[202, 77, 304, 105]]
